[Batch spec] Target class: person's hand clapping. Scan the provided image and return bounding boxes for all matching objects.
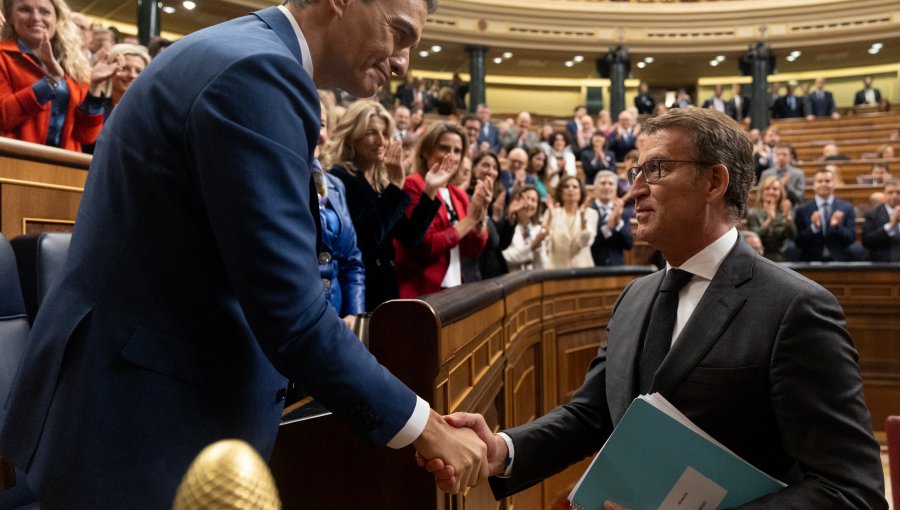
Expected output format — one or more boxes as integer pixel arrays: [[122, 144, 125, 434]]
[[423, 153, 459, 199], [385, 139, 406, 188], [36, 32, 64, 81]]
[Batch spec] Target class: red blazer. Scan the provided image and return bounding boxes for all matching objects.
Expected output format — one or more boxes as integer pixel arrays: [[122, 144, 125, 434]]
[[395, 173, 488, 298], [0, 39, 103, 151]]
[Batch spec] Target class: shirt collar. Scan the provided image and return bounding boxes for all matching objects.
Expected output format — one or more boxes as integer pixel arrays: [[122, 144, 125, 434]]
[[669, 227, 738, 282], [277, 5, 314, 79], [815, 195, 834, 207]]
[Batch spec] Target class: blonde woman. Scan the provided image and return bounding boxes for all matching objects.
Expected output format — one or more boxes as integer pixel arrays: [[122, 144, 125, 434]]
[[326, 101, 455, 309], [0, 0, 118, 150], [744, 175, 796, 261], [97, 43, 149, 115]]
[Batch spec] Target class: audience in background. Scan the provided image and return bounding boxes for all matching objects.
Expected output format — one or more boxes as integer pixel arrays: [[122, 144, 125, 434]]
[[858, 163, 891, 186], [758, 144, 805, 205], [544, 175, 596, 269], [526, 147, 550, 199], [607, 110, 639, 162], [500, 147, 536, 197], [862, 178, 900, 262], [579, 130, 616, 187], [820, 142, 849, 161], [462, 150, 512, 282], [744, 175, 796, 262], [475, 103, 502, 154], [325, 101, 447, 310], [740, 230, 765, 256], [69, 11, 91, 59], [565, 105, 586, 140], [588, 170, 633, 266], [146, 36, 173, 59], [753, 125, 780, 181], [0, 0, 111, 151], [729, 83, 749, 123], [634, 81, 654, 115], [773, 80, 805, 119], [502, 111, 539, 153], [595, 109, 613, 138], [795, 167, 856, 262], [502, 186, 547, 272], [544, 130, 576, 179], [806, 77, 839, 120], [876, 144, 894, 160], [460, 113, 483, 159], [395, 121, 490, 298]]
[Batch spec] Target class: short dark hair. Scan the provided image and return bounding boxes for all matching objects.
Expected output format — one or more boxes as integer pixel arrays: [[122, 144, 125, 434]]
[[461, 113, 482, 128], [553, 175, 587, 207], [414, 121, 467, 175], [642, 108, 753, 220]]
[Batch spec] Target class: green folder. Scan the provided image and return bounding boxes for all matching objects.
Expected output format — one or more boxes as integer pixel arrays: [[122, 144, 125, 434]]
[[568, 394, 785, 510]]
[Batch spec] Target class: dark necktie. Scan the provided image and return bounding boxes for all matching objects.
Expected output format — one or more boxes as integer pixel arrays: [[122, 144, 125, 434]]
[[638, 268, 694, 393], [822, 201, 832, 234]]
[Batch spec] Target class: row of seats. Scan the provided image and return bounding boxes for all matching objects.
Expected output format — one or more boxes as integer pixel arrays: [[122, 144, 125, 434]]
[[0, 232, 70, 509]]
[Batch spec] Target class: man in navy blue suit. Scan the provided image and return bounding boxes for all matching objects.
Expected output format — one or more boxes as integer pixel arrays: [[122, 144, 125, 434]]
[[806, 77, 839, 119], [795, 167, 856, 261], [476, 103, 502, 153], [0, 0, 487, 507], [588, 170, 633, 266]]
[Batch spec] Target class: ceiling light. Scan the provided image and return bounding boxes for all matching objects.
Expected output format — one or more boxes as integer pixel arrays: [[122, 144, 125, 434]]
[[789, 50, 801, 57], [182, 0, 195, 9], [418, 50, 429, 58], [493, 57, 503, 64], [162, 5, 176, 13], [871, 43, 883, 50], [644, 57, 654, 64], [573, 55, 584, 63], [715, 55, 726, 62], [564, 61, 574, 67], [709, 60, 719, 66], [502, 52, 513, 59], [867, 48, 880, 55], [636, 62, 646, 69], [430, 45, 442, 53], [786, 55, 796, 62]]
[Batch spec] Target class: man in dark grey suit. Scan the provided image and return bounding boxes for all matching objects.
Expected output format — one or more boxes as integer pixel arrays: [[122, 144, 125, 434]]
[[426, 108, 886, 509]]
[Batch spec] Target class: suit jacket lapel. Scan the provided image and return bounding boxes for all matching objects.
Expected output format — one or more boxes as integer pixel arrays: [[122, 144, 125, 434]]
[[652, 239, 754, 396], [606, 269, 663, 423]]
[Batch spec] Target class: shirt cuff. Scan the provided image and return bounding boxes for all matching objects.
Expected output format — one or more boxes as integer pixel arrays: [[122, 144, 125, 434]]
[[79, 94, 106, 116], [386, 395, 430, 449], [496, 432, 516, 478], [600, 224, 613, 239], [32, 79, 55, 104], [886, 223, 897, 237]]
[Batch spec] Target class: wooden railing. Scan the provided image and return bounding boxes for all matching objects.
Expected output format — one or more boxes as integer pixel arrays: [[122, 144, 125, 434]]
[[0, 137, 88, 237], [269, 263, 900, 510]]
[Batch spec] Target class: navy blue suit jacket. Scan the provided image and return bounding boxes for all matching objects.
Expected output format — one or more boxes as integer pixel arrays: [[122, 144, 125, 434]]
[[794, 198, 856, 261], [807, 91, 836, 117], [588, 202, 633, 266], [0, 8, 417, 508], [478, 122, 502, 154]]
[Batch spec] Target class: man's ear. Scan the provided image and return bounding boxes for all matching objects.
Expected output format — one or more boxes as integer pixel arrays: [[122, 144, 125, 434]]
[[328, 0, 352, 18], [707, 163, 729, 203]]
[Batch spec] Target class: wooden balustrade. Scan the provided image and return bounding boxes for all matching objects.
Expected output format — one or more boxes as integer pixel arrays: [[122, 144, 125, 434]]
[[269, 264, 900, 509]]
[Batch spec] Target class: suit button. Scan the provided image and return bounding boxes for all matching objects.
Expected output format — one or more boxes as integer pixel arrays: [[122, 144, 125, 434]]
[[275, 388, 287, 403], [318, 252, 332, 264]]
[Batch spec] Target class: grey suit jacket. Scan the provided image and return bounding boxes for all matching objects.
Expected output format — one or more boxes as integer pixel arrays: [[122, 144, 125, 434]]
[[490, 238, 886, 509], [758, 165, 806, 204]]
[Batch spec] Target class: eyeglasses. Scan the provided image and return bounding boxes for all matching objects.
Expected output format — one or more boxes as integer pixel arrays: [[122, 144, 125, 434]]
[[627, 159, 708, 185]]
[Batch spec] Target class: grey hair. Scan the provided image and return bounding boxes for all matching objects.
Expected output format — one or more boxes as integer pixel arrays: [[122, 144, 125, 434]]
[[642, 107, 754, 221], [285, 0, 438, 14]]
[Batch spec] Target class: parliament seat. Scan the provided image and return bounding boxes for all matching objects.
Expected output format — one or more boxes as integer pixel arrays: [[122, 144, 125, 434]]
[[0, 233, 38, 507], [10, 233, 71, 326]]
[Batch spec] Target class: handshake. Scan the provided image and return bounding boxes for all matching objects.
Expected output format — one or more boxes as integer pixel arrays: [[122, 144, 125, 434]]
[[411, 410, 506, 494]]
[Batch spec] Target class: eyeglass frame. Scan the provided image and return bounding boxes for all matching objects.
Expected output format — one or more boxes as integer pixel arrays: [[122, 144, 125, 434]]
[[626, 159, 711, 185]]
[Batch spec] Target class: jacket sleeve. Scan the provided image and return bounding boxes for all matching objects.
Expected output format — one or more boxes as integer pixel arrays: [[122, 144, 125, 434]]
[[70, 80, 104, 145], [0, 60, 47, 131], [861, 210, 890, 251], [329, 177, 366, 316], [184, 53, 415, 446], [825, 203, 855, 248]]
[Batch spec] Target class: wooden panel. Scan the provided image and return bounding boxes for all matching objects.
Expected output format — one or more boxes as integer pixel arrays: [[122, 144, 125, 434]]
[[2, 182, 82, 237]]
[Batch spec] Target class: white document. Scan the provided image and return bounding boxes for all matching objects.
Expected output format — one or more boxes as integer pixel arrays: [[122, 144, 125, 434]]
[[658, 466, 728, 510]]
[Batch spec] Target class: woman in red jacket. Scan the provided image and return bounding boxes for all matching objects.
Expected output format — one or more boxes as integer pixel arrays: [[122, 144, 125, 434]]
[[395, 121, 493, 298], [0, 0, 114, 151]]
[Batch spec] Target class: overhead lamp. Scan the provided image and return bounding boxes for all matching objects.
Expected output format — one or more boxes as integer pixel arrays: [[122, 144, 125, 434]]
[[430, 45, 442, 53], [644, 57, 654, 64], [871, 42, 883, 50], [715, 55, 726, 62], [636, 62, 646, 69], [564, 61, 574, 67], [182, 0, 196, 9], [162, 5, 176, 13], [418, 50, 429, 57], [502, 52, 513, 59], [493, 57, 503, 64], [867, 47, 880, 55], [709, 60, 719, 67], [573, 55, 584, 63], [789, 50, 801, 57]]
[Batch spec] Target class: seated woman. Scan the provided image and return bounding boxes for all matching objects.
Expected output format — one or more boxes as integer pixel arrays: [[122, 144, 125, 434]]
[[744, 175, 796, 262], [544, 175, 597, 269], [0, 0, 113, 151], [395, 121, 491, 298], [324, 101, 454, 310], [502, 186, 547, 272]]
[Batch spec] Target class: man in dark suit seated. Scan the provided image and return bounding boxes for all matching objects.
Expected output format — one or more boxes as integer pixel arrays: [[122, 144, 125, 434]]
[[424, 108, 887, 509], [588, 170, 633, 266], [0, 0, 488, 506], [772, 80, 805, 119], [854, 76, 882, 107], [862, 178, 900, 261], [795, 168, 857, 261]]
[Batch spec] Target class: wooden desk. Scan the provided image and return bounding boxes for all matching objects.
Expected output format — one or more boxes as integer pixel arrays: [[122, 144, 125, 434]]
[[0, 137, 89, 237]]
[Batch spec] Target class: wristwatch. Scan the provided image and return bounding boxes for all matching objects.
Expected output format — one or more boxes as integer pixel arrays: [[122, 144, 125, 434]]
[[43, 75, 60, 90]]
